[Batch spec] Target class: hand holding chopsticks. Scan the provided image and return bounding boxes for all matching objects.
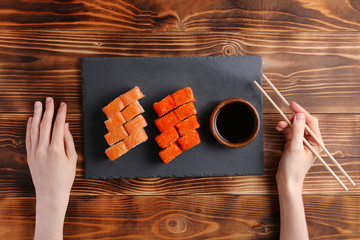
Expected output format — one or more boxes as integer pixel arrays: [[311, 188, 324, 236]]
[[254, 75, 355, 190]]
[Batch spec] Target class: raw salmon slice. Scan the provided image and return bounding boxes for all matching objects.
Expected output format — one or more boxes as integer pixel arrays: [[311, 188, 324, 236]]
[[159, 142, 182, 164], [123, 127, 148, 149], [124, 114, 147, 135], [105, 111, 126, 132], [120, 86, 145, 107], [102, 97, 125, 118], [177, 130, 201, 151], [175, 115, 200, 136], [104, 125, 129, 146], [121, 101, 144, 122], [155, 126, 179, 149], [105, 141, 129, 161], [171, 87, 195, 107], [154, 111, 179, 133], [153, 95, 176, 117], [173, 102, 197, 121]]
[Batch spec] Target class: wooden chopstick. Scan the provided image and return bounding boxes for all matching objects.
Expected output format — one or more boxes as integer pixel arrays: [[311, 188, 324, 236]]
[[262, 74, 355, 186], [254, 81, 349, 191]]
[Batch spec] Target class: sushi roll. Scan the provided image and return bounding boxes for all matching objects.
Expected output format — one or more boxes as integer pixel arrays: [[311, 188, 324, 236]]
[[177, 130, 201, 151], [171, 87, 195, 107], [102, 97, 125, 118], [173, 102, 197, 121], [175, 115, 200, 136], [104, 125, 129, 146], [155, 126, 179, 149], [105, 111, 126, 132], [159, 142, 182, 164], [154, 111, 180, 133], [120, 86, 145, 107], [153, 95, 177, 117], [124, 114, 147, 135], [105, 141, 129, 161], [121, 101, 144, 122], [123, 128, 148, 149]]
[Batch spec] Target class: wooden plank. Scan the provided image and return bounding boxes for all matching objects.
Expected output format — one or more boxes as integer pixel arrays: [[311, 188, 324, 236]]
[[0, 31, 359, 114], [0, 0, 359, 31], [0, 113, 358, 196], [0, 195, 359, 239]]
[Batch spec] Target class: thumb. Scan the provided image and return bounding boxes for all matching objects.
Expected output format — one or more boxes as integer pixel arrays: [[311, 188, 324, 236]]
[[64, 123, 78, 162], [290, 113, 306, 149]]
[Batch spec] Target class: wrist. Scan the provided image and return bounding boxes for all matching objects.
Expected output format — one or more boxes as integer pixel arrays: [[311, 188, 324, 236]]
[[277, 177, 303, 197]]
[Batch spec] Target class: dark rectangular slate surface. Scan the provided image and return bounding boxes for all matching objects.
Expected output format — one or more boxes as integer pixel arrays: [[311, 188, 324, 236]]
[[82, 56, 263, 179]]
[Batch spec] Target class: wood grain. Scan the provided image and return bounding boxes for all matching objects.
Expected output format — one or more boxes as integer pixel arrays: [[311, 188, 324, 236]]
[[0, 195, 359, 239], [1, 113, 358, 197], [0, 0, 359, 31], [0, 30, 359, 114]]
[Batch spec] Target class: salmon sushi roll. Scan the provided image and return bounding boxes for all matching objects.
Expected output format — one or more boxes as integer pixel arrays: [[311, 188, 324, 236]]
[[121, 101, 144, 122], [155, 126, 179, 149], [105, 111, 126, 132], [171, 87, 195, 107], [120, 86, 145, 107], [105, 141, 129, 161], [153, 95, 176, 117], [175, 115, 200, 136], [173, 102, 197, 121], [102, 97, 125, 118], [123, 127, 148, 149], [154, 111, 179, 133], [159, 142, 182, 164], [177, 130, 201, 151], [104, 125, 129, 146], [124, 114, 147, 135]]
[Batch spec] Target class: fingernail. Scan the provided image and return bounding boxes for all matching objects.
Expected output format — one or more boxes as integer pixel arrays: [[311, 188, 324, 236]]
[[65, 122, 69, 130], [46, 97, 52, 103], [34, 101, 41, 108], [60, 102, 66, 107], [28, 117, 33, 124], [296, 113, 305, 121]]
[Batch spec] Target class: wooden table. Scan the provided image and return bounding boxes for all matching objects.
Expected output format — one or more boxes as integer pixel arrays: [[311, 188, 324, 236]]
[[1, 0, 359, 239]]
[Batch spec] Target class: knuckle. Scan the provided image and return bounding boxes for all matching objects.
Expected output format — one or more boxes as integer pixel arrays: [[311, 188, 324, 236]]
[[36, 147, 47, 159]]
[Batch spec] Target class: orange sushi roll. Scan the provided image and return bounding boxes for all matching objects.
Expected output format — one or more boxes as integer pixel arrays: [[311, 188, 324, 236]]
[[124, 114, 147, 135], [104, 125, 129, 146], [123, 127, 148, 149], [102, 97, 125, 118], [155, 126, 179, 149], [120, 86, 145, 107], [153, 95, 176, 117], [105, 141, 129, 161], [173, 102, 197, 121], [177, 130, 201, 151], [105, 111, 126, 132], [175, 115, 200, 136], [159, 142, 182, 164], [171, 87, 195, 107], [121, 101, 144, 122], [154, 111, 179, 133]]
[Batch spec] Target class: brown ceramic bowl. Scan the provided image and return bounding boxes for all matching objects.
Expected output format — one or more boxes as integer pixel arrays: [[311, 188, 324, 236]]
[[210, 98, 260, 148]]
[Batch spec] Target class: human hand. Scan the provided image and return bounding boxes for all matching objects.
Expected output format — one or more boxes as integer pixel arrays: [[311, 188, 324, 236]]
[[26, 97, 77, 239], [26, 97, 77, 204], [275, 102, 323, 190]]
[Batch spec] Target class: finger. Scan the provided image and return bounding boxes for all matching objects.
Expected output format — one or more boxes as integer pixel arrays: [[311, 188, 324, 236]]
[[290, 101, 322, 143], [290, 113, 306, 149], [282, 126, 293, 142], [26, 117, 33, 155], [275, 120, 289, 132], [38, 97, 54, 148], [64, 123, 78, 162], [51, 102, 67, 146], [30, 101, 43, 151]]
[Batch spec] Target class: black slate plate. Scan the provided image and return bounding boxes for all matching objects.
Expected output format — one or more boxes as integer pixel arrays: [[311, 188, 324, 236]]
[[82, 56, 263, 179]]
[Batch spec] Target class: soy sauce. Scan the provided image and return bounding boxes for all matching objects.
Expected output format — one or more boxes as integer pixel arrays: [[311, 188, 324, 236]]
[[215, 102, 255, 143]]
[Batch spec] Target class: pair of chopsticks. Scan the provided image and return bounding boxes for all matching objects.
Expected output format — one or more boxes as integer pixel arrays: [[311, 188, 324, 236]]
[[254, 74, 355, 191]]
